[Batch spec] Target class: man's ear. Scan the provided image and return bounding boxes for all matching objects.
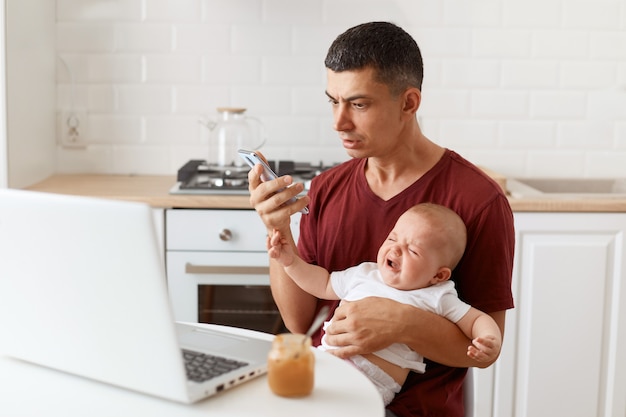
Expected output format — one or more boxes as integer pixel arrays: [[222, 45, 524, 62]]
[[431, 267, 451, 284], [402, 87, 421, 114]]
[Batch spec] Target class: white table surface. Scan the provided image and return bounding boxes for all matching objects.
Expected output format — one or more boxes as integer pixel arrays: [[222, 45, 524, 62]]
[[0, 324, 384, 417]]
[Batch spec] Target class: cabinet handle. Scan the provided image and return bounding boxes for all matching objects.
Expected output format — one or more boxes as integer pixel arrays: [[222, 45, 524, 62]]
[[219, 229, 233, 241], [185, 263, 269, 275]]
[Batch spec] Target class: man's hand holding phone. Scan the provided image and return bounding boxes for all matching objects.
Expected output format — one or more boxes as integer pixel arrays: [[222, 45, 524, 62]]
[[239, 149, 309, 216]]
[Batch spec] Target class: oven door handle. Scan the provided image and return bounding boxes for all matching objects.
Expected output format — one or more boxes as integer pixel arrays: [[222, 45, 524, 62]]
[[185, 263, 269, 275]]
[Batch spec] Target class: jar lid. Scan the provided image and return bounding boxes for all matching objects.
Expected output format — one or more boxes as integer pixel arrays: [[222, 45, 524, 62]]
[[217, 107, 247, 113]]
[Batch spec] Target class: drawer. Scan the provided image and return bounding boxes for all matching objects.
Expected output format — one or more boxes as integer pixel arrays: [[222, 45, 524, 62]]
[[166, 209, 300, 251]]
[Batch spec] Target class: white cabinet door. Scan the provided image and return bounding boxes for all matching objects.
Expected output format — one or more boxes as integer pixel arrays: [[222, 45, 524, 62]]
[[494, 212, 626, 417]]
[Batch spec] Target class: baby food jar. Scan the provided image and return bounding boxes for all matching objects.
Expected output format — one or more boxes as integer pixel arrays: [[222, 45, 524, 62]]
[[267, 333, 315, 397]]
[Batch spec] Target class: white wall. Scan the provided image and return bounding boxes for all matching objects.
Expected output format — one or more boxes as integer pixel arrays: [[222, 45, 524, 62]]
[[51, 0, 626, 178], [5, 0, 56, 189], [0, 0, 7, 188]]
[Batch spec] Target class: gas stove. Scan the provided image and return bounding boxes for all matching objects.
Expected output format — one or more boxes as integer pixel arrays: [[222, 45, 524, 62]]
[[169, 159, 334, 195]]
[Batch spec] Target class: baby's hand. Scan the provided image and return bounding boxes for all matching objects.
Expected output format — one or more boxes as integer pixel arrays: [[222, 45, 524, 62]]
[[467, 335, 501, 362], [267, 229, 294, 266], [266, 229, 280, 255]]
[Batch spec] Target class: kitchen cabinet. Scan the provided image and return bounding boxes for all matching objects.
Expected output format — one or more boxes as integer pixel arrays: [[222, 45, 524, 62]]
[[472, 212, 626, 417]]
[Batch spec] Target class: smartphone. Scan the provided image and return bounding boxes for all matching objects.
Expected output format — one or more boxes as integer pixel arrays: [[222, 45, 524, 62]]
[[238, 149, 309, 214]]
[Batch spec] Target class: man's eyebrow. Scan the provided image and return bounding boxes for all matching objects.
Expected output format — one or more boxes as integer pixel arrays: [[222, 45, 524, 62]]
[[324, 91, 369, 102]]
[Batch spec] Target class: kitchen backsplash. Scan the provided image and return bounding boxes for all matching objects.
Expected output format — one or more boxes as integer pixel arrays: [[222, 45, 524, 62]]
[[54, 0, 626, 178]]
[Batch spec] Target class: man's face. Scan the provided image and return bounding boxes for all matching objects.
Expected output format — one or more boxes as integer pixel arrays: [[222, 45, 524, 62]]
[[325, 67, 407, 159]]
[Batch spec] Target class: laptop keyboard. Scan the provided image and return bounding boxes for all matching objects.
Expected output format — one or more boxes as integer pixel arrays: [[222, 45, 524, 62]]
[[182, 349, 249, 383]]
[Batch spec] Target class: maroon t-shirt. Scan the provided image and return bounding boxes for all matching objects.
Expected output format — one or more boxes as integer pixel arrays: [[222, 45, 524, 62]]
[[297, 149, 515, 417]]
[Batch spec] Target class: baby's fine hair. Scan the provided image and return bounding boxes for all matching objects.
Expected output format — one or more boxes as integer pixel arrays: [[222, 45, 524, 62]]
[[408, 203, 467, 269]]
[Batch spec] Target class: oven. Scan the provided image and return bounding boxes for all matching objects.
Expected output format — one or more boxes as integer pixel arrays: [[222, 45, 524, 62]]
[[165, 208, 301, 335]]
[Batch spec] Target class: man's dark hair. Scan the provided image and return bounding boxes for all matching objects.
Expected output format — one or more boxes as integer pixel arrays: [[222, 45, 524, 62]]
[[324, 21, 424, 95]]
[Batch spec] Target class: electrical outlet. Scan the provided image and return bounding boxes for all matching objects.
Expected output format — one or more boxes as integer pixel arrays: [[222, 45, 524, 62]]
[[60, 111, 88, 148]]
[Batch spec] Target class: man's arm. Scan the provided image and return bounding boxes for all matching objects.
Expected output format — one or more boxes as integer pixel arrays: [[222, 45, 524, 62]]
[[324, 297, 506, 368], [268, 249, 320, 334], [247, 163, 317, 334]]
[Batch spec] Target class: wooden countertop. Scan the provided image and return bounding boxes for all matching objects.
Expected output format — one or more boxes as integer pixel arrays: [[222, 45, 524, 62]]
[[24, 174, 252, 209], [24, 174, 626, 212]]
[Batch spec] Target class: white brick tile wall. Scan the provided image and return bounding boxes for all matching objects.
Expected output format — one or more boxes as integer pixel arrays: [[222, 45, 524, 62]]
[[585, 151, 626, 177], [262, 56, 322, 85], [527, 150, 586, 177], [439, 121, 498, 148], [114, 23, 172, 52], [466, 150, 528, 177], [441, 60, 500, 88], [503, 0, 562, 28], [110, 144, 172, 174], [87, 85, 117, 112], [232, 25, 291, 55], [587, 90, 626, 121], [144, 54, 202, 83], [560, 62, 618, 89], [202, 56, 261, 84], [175, 85, 230, 114], [263, 0, 322, 25], [421, 90, 470, 118], [499, 121, 556, 149], [530, 92, 586, 119], [557, 121, 614, 148], [203, 0, 263, 23], [56, 0, 143, 21], [52, 0, 626, 178], [414, 28, 473, 58], [590, 32, 626, 60], [617, 123, 626, 148], [56, 23, 115, 52], [56, 145, 116, 174], [174, 24, 231, 54], [89, 115, 142, 144], [144, 0, 201, 22], [231, 85, 291, 116], [531, 30, 589, 59], [562, 1, 622, 30], [501, 61, 559, 88], [292, 25, 343, 58], [471, 91, 529, 118], [87, 55, 143, 83], [321, 0, 409, 26], [443, 0, 499, 26], [117, 85, 173, 114], [292, 86, 330, 116], [145, 115, 199, 144], [472, 29, 531, 58]]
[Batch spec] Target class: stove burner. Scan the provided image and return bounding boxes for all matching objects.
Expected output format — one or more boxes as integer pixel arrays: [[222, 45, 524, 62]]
[[187, 174, 248, 190], [171, 159, 336, 195]]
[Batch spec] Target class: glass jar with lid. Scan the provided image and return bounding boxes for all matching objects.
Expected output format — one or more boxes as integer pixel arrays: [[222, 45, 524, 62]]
[[267, 333, 315, 397]]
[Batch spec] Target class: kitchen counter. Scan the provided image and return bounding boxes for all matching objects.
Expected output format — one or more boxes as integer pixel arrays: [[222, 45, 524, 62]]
[[23, 174, 626, 212], [24, 174, 252, 209]]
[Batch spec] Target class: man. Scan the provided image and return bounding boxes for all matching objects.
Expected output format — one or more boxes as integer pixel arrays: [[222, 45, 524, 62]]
[[248, 21, 514, 417]]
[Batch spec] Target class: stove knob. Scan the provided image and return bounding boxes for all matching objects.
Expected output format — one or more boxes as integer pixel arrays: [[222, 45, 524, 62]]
[[219, 228, 233, 241]]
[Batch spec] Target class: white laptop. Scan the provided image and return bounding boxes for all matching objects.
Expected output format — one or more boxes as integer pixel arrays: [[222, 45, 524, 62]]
[[0, 188, 272, 403]]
